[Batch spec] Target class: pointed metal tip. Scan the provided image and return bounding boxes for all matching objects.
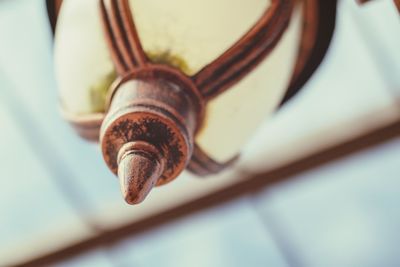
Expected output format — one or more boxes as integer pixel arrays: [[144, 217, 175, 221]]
[[118, 148, 163, 205]]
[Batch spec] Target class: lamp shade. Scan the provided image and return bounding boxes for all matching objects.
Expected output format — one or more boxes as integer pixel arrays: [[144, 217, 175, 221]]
[[49, 0, 336, 204]]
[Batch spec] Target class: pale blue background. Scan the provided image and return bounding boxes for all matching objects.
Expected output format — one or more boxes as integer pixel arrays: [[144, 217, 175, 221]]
[[0, 0, 399, 266]]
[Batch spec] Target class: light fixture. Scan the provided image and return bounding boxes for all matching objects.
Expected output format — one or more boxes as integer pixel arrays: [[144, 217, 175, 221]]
[[47, 0, 337, 204]]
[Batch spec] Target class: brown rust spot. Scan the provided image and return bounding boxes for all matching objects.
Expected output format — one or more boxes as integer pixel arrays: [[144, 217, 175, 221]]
[[104, 117, 184, 181]]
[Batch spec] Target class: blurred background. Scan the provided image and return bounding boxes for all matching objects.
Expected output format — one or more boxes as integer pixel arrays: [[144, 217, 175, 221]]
[[0, 0, 399, 266]]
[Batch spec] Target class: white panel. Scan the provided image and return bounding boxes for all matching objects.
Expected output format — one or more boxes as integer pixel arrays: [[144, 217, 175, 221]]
[[347, 0, 400, 94], [0, 3, 398, 262], [110, 198, 289, 267], [255, 138, 400, 267], [0, 0, 120, 213], [0, 95, 93, 266], [53, 249, 114, 267]]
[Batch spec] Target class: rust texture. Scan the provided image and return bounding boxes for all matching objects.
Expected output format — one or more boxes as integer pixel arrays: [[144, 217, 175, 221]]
[[117, 141, 165, 204]]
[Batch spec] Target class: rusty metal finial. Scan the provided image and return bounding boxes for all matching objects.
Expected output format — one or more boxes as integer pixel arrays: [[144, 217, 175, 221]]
[[100, 66, 204, 204], [117, 141, 165, 204]]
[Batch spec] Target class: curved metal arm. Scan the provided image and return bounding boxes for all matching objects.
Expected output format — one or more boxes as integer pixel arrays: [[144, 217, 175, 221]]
[[193, 0, 294, 100]]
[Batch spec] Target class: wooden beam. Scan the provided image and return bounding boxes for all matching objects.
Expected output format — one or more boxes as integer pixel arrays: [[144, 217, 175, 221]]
[[17, 115, 400, 267]]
